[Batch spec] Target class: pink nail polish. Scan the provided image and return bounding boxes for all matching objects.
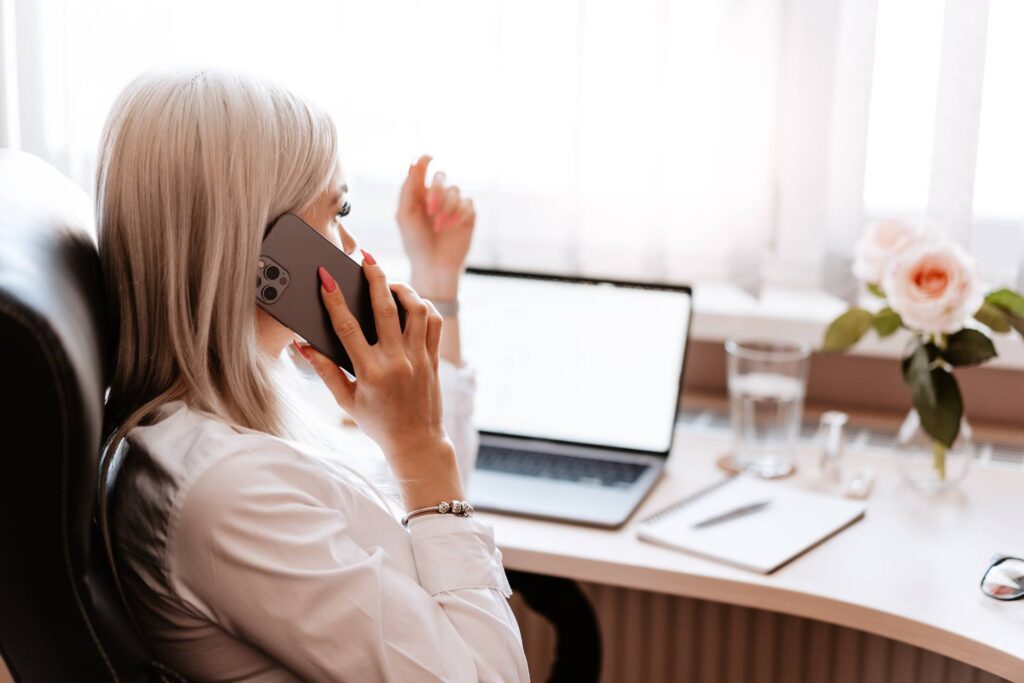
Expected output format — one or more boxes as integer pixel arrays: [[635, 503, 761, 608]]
[[318, 266, 337, 293], [293, 340, 311, 361], [360, 249, 377, 266]]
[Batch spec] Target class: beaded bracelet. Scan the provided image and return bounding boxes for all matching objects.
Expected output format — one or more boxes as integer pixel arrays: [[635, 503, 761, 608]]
[[401, 500, 475, 527]]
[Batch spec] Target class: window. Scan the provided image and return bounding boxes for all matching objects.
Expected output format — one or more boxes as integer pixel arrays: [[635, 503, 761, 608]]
[[864, 0, 1023, 288], [4, 0, 1021, 292]]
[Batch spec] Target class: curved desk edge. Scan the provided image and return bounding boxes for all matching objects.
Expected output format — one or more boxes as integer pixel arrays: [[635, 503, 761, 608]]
[[501, 547, 1024, 681]]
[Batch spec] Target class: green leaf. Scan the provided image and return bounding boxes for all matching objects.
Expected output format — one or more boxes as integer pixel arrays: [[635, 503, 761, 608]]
[[986, 289, 1024, 317], [902, 342, 936, 407], [939, 329, 997, 367], [823, 308, 874, 352], [903, 342, 963, 447], [915, 367, 963, 448], [872, 307, 902, 337], [974, 301, 1011, 333], [867, 283, 886, 299], [1006, 312, 1024, 339]]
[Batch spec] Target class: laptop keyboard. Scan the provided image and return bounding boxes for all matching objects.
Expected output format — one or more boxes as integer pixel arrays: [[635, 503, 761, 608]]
[[476, 445, 649, 488]]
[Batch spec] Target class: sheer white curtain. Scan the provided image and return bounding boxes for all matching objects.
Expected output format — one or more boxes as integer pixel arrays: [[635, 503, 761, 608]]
[[1, 0, 1021, 294]]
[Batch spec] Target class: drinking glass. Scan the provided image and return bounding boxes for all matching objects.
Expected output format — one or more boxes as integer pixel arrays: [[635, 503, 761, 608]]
[[726, 339, 811, 478]]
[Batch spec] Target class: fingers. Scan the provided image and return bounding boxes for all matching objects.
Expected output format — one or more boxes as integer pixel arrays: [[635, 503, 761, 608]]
[[426, 170, 446, 219], [441, 186, 460, 215], [414, 154, 431, 184], [444, 196, 475, 233], [297, 342, 356, 412], [435, 186, 461, 233], [399, 155, 431, 213], [401, 157, 473, 234], [425, 301, 443, 368], [318, 266, 370, 368], [359, 250, 402, 348], [391, 283, 430, 353], [456, 197, 475, 227]]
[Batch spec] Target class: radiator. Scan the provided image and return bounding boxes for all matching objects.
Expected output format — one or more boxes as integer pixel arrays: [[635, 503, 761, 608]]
[[510, 582, 1010, 683]]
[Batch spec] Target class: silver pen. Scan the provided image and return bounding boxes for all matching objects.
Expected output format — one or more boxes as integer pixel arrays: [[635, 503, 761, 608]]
[[691, 499, 772, 529]]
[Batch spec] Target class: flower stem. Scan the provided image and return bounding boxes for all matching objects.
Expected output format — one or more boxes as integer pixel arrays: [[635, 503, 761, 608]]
[[933, 440, 947, 481]]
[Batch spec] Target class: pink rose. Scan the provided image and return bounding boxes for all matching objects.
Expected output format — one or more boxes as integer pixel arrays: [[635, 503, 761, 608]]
[[882, 241, 983, 335], [852, 218, 924, 284]]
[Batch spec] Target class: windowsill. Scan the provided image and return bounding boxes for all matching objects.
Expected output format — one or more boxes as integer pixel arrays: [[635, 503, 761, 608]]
[[691, 284, 1024, 371], [375, 250, 1024, 372]]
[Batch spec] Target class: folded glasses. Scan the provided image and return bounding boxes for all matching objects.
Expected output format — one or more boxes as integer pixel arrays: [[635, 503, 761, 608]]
[[980, 554, 1024, 601]]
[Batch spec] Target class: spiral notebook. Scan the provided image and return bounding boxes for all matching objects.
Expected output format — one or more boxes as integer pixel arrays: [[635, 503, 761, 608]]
[[637, 476, 866, 574]]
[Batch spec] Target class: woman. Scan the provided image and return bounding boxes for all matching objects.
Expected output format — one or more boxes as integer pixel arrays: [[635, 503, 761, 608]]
[[98, 68, 529, 681]]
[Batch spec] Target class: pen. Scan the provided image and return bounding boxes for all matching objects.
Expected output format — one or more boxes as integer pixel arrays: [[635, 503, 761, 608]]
[[691, 499, 772, 529]]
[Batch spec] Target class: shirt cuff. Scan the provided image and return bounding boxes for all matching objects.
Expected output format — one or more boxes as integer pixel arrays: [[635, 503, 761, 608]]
[[407, 515, 512, 598]]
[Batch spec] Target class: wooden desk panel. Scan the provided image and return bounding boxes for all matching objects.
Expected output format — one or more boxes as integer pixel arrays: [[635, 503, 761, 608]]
[[482, 430, 1024, 681], [510, 584, 1011, 683]]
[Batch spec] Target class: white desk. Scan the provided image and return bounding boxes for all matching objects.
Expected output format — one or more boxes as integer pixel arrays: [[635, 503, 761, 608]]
[[480, 428, 1024, 681]]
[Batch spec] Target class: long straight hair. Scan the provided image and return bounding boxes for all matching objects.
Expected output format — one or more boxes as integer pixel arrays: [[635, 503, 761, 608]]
[[97, 69, 339, 443]]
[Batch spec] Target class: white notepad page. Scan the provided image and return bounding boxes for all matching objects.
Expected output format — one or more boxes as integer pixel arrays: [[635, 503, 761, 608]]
[[638, 476, 866, 574]]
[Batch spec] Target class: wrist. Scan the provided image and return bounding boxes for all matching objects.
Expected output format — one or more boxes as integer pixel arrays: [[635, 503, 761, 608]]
[[410, 268, 461, 300], [399, 475, 466, 512], [388, 438, 465, 510]]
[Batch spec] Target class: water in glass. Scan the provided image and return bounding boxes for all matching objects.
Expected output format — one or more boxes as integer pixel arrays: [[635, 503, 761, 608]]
[[726, 340, 810, 478]]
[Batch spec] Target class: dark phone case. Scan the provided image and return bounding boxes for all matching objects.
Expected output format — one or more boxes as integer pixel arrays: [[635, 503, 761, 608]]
[[257, 213, 406, 375]]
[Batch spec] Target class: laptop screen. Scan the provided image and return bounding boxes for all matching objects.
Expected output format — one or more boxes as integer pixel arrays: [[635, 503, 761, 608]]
[[460, 271, 692, 454]]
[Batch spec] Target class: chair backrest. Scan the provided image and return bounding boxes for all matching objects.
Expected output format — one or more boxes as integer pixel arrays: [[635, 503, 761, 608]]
[[0, 150, 157, 681]]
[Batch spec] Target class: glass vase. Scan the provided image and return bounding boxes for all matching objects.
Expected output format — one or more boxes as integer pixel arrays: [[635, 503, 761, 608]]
[[895, 409, 973, 495]]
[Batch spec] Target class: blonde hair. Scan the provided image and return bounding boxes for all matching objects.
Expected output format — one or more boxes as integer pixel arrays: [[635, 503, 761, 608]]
[[97, 68, 338, 442]]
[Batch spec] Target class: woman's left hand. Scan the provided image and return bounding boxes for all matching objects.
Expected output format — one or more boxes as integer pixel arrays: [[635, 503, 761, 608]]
[[396, 155, 475, 299]]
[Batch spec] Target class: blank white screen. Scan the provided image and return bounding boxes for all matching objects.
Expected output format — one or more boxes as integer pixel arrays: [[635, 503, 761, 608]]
[[461, 273, 691, 453]]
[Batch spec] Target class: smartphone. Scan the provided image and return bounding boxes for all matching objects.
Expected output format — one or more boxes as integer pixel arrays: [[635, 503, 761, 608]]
[[257, 213, 406, 375]]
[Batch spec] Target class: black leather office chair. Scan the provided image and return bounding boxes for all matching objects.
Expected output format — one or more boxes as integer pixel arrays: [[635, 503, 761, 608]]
[[0, 147, 602, 683], [0, 149, 165, 681]]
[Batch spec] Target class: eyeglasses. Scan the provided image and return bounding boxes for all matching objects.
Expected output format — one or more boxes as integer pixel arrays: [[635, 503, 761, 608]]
[[980, 554, 1024, 601]]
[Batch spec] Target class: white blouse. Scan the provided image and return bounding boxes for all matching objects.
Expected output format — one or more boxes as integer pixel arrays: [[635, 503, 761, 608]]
[[110, 361, 529, 682]]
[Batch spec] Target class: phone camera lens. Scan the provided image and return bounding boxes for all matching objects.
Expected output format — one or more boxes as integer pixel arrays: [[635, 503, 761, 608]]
[[262, 285, 278, 302], [265, 265, 280, 280]]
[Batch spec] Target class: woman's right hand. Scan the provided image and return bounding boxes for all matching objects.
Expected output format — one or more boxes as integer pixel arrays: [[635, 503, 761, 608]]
[[297, 250, 464, 510]]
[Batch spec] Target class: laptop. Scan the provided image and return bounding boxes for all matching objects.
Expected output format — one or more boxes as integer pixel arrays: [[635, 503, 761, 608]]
[[462, 268, 692, 528]]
